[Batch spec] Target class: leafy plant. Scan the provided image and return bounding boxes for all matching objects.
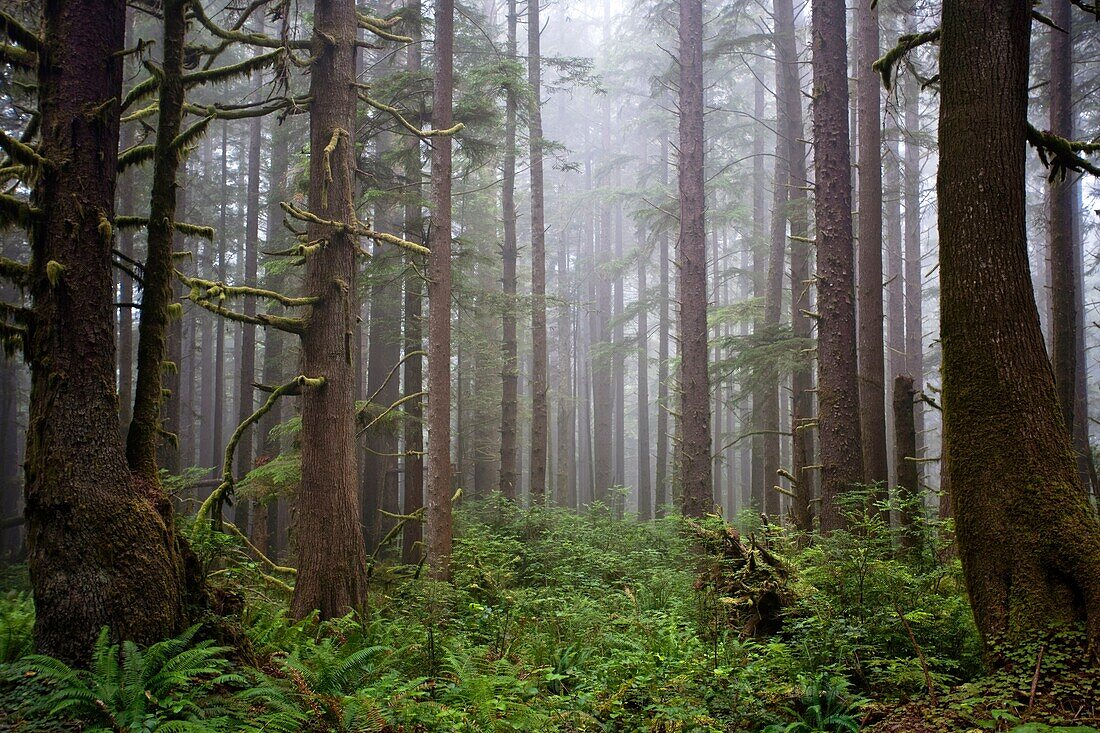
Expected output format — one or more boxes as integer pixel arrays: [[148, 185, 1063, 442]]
[[763, 673, 866, 733]]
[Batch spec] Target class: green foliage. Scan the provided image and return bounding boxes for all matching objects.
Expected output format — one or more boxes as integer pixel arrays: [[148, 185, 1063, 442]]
[[762, 673, 866, 733], [0, 591, 33, 664]]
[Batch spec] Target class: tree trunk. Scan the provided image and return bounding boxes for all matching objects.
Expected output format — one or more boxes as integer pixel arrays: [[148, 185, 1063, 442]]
[[402, 0, 425, 565], [426, 0, 455, 580], [902, 52, 923, 494], [638, 214, 652, 520], [498, 0, 519, 501], [291, 0, 370, 617], [677, 0, 712, 518], [528, 0, 548, 503], [856, 0, 887, 490], [776, 0, 813, 533], [750, 79, 768, 514], [893, 375, 920, 554], [938, 0, 1100, 652], [763, 74, 787, 520], [812, 0, 862, 531], [655, 136, 671, 518], [25, 0, 185, 663], [556, 227, 576, 509]]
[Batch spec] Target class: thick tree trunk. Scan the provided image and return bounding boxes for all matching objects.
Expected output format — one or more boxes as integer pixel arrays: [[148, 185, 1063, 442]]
[[856, 0, 887, 490], [812, 0, 862, 531], [677, 0, 712, 518], [291, 0, 370, 617], [426, 0, 455, 580], [25, 0, 185, 663], [938, 0, 1100, 652], [498, 0, 519, 500], [528, 0, 548, 503]]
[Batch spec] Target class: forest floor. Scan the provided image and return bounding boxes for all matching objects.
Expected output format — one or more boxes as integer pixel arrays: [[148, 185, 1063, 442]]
[[0, 495, 1098, 732]]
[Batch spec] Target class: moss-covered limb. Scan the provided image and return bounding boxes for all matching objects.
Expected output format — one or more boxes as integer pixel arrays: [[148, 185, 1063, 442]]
[[360, 93, 464, 138], [0, 42, 34, 70], [196, 375, 323, 527], [169, 114, 214, 154], [0, 300, 32, 324], [183, 98, 301, 121], [320, 128, 348, 208], [356, 391, 426, 437], [0, 255, 28, 284], [114, 217, 215, 241], [184, 48, 284, 88], [186, 292, 307, 334], [263, 241, 324, 258], [0, 322, 25, 354], [222, 521, 297, 575], [188, 0, 310, 50], [118, 143, 156, 171], [1027, 124, 1100, 179], [356, 12, 413, 43], [0, 129, 48, 170], [173, 222, 215, 240], [0, 193, 41, 229], [176, 270, 319, 307], [366, 349, 426, 405], [873, 29, 941, 91], [372, 507, 424, 560], [0, 10, 39, 51], [121, 76, 159, 112]]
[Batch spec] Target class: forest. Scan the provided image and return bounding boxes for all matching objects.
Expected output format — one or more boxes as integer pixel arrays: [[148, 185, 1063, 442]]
[[0, 0, 1099, 730]]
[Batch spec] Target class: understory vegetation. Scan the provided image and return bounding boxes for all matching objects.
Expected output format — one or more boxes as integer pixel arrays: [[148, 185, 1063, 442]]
[[0, 496, 1096, 732]]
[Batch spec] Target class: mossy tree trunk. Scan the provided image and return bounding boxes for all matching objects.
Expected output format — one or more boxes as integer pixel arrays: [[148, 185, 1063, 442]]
[[290, 0, 370, 617], [498, 0, 519, 501], [938, 0, 1100, 654], [25, 0, 184, 664]]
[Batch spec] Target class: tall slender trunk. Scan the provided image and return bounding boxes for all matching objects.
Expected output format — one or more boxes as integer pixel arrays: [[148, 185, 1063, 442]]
[[749, 80, 768, 512], [235, 57, 264, 535], [638, 213, 652, 520], [902, 51, 923, 492], [117, 15, 135, 435], [655, 137, 670, 517], [938, 0, 1100, 653], [812, 0, 862, 531], [212, 126, 229, 483], [528, 0, 548, 502], [402, 0, 425, 564], [592, 122, 613, 503], [1048, 0, 1087, 493], [25, 0, 184, 663], [498, 0, 519, 500], [556, 229, 576, 509], [291, 0, 370, 617], [426, 0, 455, 580], [677, 0, 712, 518], [856, 0, 887, 489], [776, 0, 813, 532]]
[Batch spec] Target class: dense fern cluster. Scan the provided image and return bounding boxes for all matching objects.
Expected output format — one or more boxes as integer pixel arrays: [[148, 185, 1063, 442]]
[[0, 496, 1095, 732]]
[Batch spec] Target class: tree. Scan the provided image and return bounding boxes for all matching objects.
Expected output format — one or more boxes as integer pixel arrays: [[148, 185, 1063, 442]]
[[855, 0, 888, 489], [529, 0, 548, 503], [16, 0, 185, 663], [677, 0, 712, 518], [499, 0, 519, 500], [812, 0, 862, 531], [938, 0, 1100, 653], [291, 0, 371, 617], [426, 0, 456, 581]]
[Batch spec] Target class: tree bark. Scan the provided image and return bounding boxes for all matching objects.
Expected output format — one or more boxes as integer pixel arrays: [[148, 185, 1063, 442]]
[[677, 0, 712, 518], [426, 0, 455, 580], [902, 51, 923, 494], [893, 375, 920, 554], [655, 136, 670, 518], [291, 0, 370, 617], [638, 213, 652, 520], [750, 79, 768, 513], [812, 0, 862, 531], [498, 0, 519, 501], [25, 0, 185, 663], [528, 0, 548, 503], [856, 0, 888, 491], [938, 0, 1100, 653]]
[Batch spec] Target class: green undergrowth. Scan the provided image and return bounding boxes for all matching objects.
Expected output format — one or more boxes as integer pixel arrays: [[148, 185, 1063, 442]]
[[0, 493, 1095, 732]]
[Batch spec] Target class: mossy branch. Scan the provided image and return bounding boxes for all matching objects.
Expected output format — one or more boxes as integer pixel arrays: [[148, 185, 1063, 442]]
[[360, 92, 464, 138], [185, 291, 306, 334], [0, 10, 39, 51], [185, 49, 284, 88], [0, 193, 40, 229], [0, 322, 25, 356], [356, 391, 426, 437], [197, 375, 324, 528], [115, 217, 215, 240], [0, 129, 48, 171], [177, 270, 319, 307], [1027, 124, 1100, 180], [280, 202, 431, 256], [0, 42, 35, 70], [170, 115, 215, 154], [118, 143, 156, 172], [873, 29, 940, 91], [356, 12, 414, 43], [0, 255, 28, 285], [189, 0, 310, 50]]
